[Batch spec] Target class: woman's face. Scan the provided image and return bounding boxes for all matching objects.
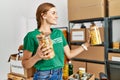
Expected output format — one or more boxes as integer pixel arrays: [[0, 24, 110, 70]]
[[44, 7, 58, 25]]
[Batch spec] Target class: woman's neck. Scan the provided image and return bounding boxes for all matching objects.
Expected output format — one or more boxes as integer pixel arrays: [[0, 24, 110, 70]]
[[39, 24, 51, 34]]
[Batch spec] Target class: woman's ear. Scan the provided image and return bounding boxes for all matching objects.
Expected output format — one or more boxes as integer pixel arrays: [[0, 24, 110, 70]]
[[41, 13, 46, 19], [43, 16, 47, 19]]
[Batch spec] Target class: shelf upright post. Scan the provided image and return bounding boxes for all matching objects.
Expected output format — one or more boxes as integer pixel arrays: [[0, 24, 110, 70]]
[[104, 17, 109, 77]]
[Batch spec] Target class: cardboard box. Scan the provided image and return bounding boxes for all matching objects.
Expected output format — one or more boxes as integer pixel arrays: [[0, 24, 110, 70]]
[[108, 0, 120, 17], [71, 61, 86, 73], [70, 27, 104, 43], [71, 61, 105, 79], [70, 29, 86, 42], [108, 52, 120, 61], [68, 0, 107, 21], [99, 27, 104, 42], [87, 63, 105, 79], [8, 73, 33, 80], [71, 45, 105, 61], [8, 54, 36, 78]]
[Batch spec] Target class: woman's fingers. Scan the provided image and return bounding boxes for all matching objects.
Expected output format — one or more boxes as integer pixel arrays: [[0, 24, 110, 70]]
[[87, 29, 91, 43], [38, 43, 44, 50], [43, 54, 51, 60], [37, 44, 53, 59], [42, 46, 50, 52], [41, 46, 52, 54], [43, 49, 52, 55]]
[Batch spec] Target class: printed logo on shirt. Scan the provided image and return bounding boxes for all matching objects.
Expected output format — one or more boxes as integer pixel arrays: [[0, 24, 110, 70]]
[[52, 37, 62, 44]]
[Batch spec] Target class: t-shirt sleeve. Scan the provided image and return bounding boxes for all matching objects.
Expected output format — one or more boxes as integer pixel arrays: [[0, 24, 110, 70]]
[[61, 30, 68, 47], [23, 33, 34, 53]]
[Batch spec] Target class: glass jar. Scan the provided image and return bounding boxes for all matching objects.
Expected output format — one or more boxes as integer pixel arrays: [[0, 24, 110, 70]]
[[79, 67, 86, 78], [37, 32, 55, 60], [90, 23, 102, 45]]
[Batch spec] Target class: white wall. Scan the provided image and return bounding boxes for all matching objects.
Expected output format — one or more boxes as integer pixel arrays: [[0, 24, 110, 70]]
[[0, 0, 68, 79], [112, 20, 120, 42]]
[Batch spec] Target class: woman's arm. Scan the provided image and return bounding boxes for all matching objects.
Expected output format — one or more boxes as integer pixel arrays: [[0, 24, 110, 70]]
[[22, 50, 41, 69], [64, 42, 90, 59], [22, 44, 52, 69]]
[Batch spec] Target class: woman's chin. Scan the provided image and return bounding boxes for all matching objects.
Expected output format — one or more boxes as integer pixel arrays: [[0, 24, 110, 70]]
[[52, 23, 57, 25]]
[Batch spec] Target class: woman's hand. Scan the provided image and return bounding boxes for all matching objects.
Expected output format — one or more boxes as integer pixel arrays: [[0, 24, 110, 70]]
[[86, 29, 91, 47], [83, 30, 91, 49], [41, 46, 53, 60], [35, 44, 52, 60]]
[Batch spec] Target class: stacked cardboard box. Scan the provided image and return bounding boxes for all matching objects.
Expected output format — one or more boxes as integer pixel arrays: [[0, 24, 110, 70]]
[[71, 46, 104, 61], [108, 52, 120, 61], [108, 0, 120, 17], [8, 54, 36, 79], [68, 0, 107, 21], [71, 46, 105, 78]]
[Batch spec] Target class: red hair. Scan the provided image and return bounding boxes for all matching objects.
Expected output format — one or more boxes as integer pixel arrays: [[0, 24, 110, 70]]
[[36, 3, 55, 29]]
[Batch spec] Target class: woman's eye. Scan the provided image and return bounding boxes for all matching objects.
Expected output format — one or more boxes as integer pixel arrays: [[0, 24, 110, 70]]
[[51, 11, 57, 15]]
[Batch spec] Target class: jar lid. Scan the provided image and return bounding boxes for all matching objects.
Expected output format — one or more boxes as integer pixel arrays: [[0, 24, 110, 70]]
[[79, 67, 85, 70]]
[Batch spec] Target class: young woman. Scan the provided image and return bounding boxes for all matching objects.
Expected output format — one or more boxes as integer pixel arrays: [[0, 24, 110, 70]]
[[22, 2, 90, 80]]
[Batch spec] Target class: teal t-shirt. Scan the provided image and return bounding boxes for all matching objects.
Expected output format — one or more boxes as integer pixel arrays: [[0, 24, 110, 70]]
[[23, 28, 68, 70]]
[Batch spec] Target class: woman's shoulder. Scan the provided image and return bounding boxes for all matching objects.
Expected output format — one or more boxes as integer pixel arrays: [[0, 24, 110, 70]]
[[25, 29, 40, 38]]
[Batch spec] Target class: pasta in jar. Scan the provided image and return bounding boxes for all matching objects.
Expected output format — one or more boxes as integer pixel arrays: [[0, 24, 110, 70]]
[[90, 23, 102, 45]]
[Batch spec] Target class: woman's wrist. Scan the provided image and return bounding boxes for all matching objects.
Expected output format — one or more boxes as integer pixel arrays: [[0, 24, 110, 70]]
[[84, 42, 90, 47], [81, 44, 88, 50], [81, 42, 90, 50], [34, 54, 42, 61]]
